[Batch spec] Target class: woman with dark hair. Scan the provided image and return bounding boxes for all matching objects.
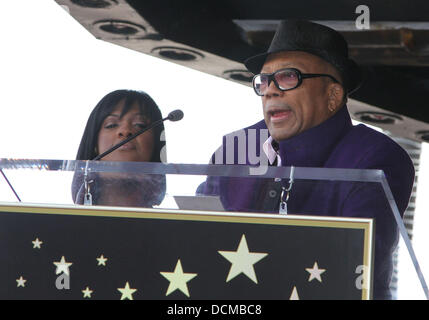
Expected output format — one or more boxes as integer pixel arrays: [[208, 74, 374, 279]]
[[72, 89, 166, 208]]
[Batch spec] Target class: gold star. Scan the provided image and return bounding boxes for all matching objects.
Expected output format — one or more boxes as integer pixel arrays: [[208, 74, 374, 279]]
[[160, 259, 197, 297], [96, 254, 108, 266], [218, 234, 268, 283], [82, 286, 93, 298], [117, 282, 137, 300], [53, 256, 73, 275], [16, 276, 27, 288], [32, 238, 43, 249], [305, 262, 326, 282]]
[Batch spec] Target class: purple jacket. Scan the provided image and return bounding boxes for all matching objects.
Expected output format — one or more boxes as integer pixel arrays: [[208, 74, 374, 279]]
[[201, 105, 414, 299]]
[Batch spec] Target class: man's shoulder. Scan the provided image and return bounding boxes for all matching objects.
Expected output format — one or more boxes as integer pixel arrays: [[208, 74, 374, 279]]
[[223, 119, 267, 138], [246, 119, 267, 130], [348, 124, 406, 153], [331, 123, 413, 168]]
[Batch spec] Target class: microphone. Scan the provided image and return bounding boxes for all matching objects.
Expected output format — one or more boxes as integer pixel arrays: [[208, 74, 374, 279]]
[[167, 109, 184, 122], [92, 109, 184, 161]]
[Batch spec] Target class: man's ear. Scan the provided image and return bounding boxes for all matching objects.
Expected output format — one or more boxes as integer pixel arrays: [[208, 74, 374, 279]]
[[327, 83, 345, 112]]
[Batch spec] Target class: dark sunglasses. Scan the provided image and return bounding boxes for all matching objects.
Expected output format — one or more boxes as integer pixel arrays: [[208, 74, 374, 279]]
[[252, 68, 340, 96]]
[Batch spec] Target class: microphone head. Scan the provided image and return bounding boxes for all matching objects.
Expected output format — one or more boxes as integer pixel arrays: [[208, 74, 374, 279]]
[[167, 109, 184, 122]]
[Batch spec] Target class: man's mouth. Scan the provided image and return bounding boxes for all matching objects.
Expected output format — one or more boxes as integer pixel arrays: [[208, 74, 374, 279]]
[[268, 109, 292, 123]]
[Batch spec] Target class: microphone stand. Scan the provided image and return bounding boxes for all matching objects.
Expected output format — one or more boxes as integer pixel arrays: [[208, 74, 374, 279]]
[[92, 109, 183, 161], [84, 109, 182, 204], [92, 117, 166, 161], [0, 110, 182, 204]]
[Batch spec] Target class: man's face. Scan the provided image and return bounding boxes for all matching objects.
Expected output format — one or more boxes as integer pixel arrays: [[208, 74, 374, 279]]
[[261, 51, 339, 141]]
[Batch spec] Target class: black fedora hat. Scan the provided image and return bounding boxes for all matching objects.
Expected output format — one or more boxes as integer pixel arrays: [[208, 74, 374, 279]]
[[244, 20, 362, 94]]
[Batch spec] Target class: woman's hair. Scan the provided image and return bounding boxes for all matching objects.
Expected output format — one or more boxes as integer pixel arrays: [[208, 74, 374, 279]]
[[76, 89, 165, 162], [72, 89, 166, 206]]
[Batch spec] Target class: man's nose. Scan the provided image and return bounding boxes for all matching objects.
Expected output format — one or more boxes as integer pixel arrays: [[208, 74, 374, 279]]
[[263, 79, 282, 98]]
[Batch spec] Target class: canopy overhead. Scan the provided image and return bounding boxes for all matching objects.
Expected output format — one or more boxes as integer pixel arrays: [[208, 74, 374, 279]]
[[55, 0, 429, 142]]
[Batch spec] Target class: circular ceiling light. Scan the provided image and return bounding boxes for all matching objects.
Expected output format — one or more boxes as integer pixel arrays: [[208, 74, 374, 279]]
[[151, 47, 204, 61], [415, 130, 429, 142], [94, 20, 146, 36], [354, 111, 403, 124], [222, 70, 253, 83], [71, 0, 118, 8]]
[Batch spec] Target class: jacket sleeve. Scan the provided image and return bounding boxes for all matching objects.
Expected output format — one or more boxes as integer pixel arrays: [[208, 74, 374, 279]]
[[340, 140, 415, 299]]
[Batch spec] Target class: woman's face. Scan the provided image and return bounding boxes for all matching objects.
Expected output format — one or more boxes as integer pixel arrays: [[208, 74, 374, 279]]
[[97, 100, 155, 162]]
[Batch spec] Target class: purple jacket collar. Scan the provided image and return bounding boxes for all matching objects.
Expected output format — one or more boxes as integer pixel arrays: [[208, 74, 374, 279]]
[[276, 105, 352, 167]]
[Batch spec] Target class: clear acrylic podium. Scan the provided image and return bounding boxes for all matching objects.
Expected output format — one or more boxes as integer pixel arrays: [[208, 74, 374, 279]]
[[0, 159, 427, 300]]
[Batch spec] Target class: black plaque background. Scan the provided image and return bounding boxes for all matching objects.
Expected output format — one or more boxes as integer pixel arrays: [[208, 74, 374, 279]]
[[0, 209, 368, 300]]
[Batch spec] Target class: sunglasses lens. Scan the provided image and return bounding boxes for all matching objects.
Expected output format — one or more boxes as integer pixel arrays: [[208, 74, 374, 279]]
[[275, 69, 299, 90], [253, 75, 268, 96], [253, 69, 300, 95]]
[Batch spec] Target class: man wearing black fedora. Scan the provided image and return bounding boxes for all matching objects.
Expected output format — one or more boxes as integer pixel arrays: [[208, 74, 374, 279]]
[[201, 20, 415, 299]]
